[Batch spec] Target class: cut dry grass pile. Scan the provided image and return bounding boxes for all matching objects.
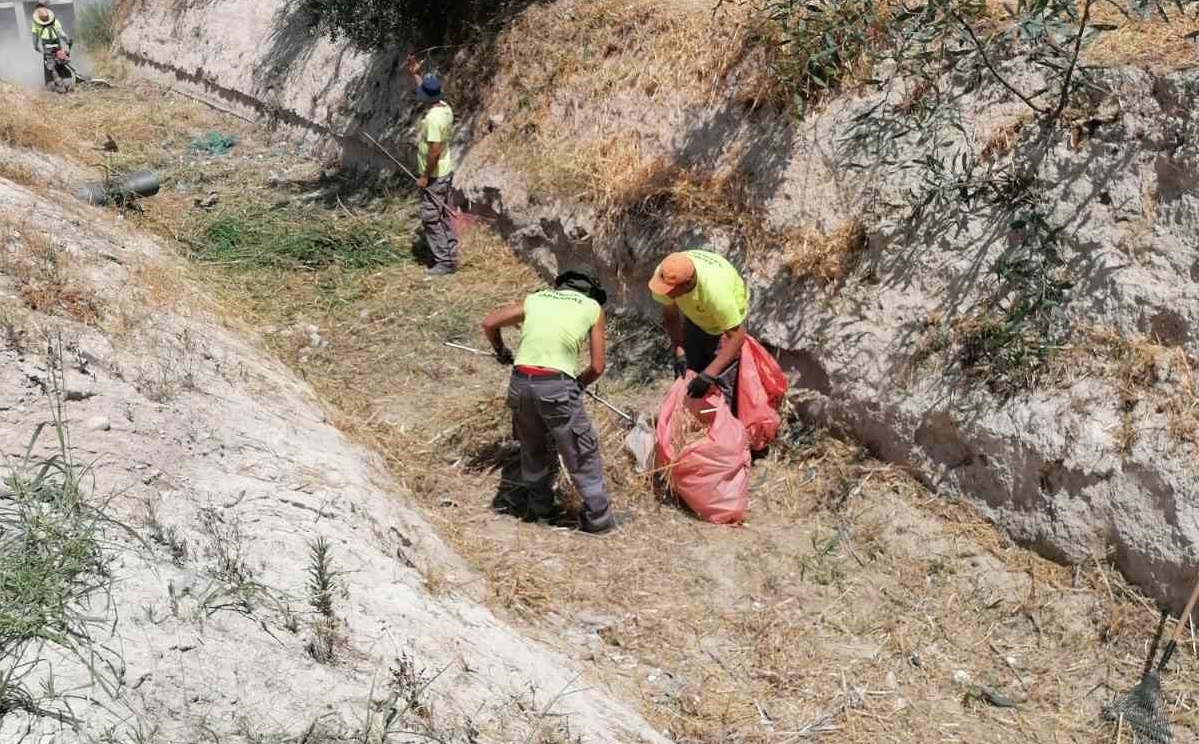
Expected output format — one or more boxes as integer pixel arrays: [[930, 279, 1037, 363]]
[[1086, 2, 1199, 71], [23, 72, 1199, 744], [782, 220, 868, 283], [669, 403, 710, 454], [0, 84, 88, 162]]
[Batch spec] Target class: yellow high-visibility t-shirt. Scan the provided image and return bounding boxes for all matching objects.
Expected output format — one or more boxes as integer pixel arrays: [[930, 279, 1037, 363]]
[[652, 249, 748, 335], [515, 289, 601, 375], [32, 19, 65, 43], [416, 103, 454, 179]]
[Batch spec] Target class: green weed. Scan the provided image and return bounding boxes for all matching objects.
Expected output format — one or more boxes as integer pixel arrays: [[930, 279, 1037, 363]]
[[77, 0, 118, 51], [0, 344, 121, 727], [798, 531, 845, 587], [306, 537, 340, 664]]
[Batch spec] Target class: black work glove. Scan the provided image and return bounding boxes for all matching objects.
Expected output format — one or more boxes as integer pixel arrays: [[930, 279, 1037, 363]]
[[495, 347, 514, 366], [672, 353, 688, 379], [687, 373, 716, 399]]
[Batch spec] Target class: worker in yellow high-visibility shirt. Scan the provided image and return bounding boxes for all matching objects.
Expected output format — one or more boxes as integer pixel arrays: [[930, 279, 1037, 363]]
[[483, 271, 615, 534], [649, 249, 749, 409], [405, 55, 458, 277], [31, 4, 72, 92]]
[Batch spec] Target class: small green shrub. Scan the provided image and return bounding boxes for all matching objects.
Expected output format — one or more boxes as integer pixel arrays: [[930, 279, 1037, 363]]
[[77, 0, 118, 51]]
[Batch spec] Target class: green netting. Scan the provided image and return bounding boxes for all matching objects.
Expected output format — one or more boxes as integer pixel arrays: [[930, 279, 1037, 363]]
[[188, 132, 238, 156]]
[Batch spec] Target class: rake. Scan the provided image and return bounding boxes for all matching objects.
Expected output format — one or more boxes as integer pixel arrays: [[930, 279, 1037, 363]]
[[1107, 576, 1199, 743], [360, 132, 487, 234], [441, 342, 635, 424]]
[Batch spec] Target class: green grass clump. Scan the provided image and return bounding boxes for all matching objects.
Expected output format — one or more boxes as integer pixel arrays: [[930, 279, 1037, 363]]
[[0, 349, 119, 725], [77, 0, 118, 51], [194, 208, 410, 271]]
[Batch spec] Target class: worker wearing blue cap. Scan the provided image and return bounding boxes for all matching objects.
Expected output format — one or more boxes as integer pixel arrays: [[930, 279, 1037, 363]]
[[406, 55, 458, 277]]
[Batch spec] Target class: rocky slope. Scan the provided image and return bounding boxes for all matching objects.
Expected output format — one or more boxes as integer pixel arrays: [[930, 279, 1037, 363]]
[[0, 160, 664, 742], [114, 0, 1199, 612]]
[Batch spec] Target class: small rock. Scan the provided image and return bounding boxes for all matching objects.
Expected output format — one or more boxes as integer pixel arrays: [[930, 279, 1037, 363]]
[[85, 416, 111, 432], [952, 669, 971, 687], [575, 611, 620, 629], [884, 671, 898, 690]]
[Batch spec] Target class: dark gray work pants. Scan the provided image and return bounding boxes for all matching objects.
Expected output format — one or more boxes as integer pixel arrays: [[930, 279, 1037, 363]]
[[506, 373, 612, 529], [421, 174, 459, 269], [683, 318, 740, 411]]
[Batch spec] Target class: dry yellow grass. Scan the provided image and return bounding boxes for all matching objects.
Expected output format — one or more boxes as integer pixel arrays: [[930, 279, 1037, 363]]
[[0, 216, 102, 325], [472, 0, 749, 206], [783, 220, 868, 283], [1086, 3, 1199, 71]]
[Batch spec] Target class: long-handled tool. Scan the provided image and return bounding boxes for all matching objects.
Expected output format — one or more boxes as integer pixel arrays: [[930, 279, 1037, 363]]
[[442, 341, 634, 423], [361, 132, 485, 231], [1107, 577, 1199, 743]]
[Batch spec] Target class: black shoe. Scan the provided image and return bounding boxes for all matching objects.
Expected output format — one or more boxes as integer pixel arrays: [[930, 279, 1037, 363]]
[[423, 264, 457, 279], [579, 509, 625, 534], [522, 499, 563, 523]]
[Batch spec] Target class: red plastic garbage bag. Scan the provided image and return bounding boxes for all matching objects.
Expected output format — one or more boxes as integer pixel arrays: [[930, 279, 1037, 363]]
[[655, 376, 750, 524], [737, 336, 789, 451]]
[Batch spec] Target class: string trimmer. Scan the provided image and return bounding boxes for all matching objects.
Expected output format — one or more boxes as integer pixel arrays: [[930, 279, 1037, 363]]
[[442, 341, 634, 423], [1106, 576, 1199, 743]]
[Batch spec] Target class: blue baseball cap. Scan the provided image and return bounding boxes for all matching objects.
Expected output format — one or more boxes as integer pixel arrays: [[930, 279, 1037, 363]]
[[415, 75, 443, 102]]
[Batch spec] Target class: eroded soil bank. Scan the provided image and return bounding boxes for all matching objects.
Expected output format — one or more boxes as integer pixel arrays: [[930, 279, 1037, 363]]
[[3, 62, 1198, 743]]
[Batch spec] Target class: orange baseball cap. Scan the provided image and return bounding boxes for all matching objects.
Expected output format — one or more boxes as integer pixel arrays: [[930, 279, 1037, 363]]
[[648, 252, 696, 296]]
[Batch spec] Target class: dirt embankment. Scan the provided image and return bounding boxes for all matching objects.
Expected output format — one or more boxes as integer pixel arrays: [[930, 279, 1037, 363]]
[[0, 135, 664, 740], [6, 43, 1199, 744], [116, 0, 1199, 614]]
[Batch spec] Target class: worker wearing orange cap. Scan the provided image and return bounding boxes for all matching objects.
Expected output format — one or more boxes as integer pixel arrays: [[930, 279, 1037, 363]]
[[648, 249, 749, 407]]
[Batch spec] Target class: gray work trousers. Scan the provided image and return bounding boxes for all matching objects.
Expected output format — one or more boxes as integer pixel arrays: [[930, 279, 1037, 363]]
[[420, 174, 459, 269], [684, 318, 740, 412], [506, 373, 612, 529]]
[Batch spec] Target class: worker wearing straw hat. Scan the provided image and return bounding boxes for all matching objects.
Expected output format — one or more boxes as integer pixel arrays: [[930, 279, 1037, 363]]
[[649, 249, 749, 408], [483, 271, 615, 534], [30, 3, 72, 90], [405, 54, 458, 277]]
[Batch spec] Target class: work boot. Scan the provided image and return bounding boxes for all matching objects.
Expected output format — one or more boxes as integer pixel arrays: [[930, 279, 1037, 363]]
[[579, 507, 618, 535], [423, 264, 456, 279], [522, 498, 562, 523]]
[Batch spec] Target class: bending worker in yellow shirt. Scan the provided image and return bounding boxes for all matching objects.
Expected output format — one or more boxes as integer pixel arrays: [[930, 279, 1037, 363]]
[[649, 250, 749, 407], [483, 271, 615, 534]]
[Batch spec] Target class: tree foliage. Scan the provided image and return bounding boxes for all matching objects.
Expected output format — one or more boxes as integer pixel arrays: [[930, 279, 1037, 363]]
[[753, 0, 1189, 392], [302, 0, 539, 49]]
